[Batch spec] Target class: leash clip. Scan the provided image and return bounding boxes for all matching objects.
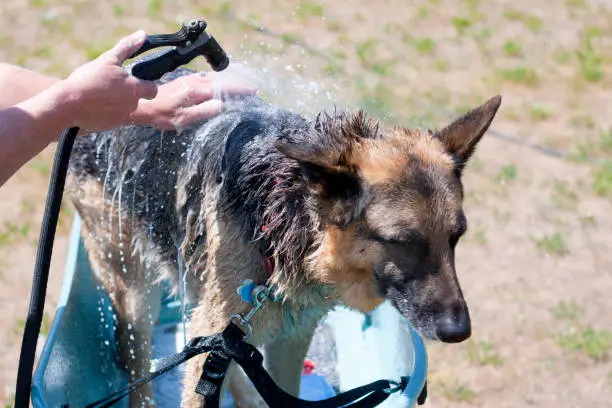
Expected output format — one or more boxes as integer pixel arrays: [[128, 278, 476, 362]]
[[231, 281, 274, 340]]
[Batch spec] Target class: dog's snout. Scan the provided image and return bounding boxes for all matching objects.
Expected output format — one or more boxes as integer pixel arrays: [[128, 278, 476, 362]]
[[435, 300, 471, 343]]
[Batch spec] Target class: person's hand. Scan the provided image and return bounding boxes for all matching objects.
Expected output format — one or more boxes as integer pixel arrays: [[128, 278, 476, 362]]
[[130, 73, 258, 130], [57, 30, 158, 132]]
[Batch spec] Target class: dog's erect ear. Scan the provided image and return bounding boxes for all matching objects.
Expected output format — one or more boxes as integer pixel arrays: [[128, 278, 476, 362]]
[[435, 95, 502, 166]]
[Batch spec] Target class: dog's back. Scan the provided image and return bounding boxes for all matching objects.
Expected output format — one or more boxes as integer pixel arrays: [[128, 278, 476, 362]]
[[68, 90, 308, 285]]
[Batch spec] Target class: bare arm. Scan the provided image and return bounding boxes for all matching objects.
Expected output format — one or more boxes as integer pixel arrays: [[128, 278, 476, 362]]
[[0, 31, 158, 187], [0, 31, 257, 187], [0, 63, 61, 109]]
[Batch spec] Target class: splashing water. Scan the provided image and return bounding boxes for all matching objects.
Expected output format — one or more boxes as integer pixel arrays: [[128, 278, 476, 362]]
[[176, 248, 188, 347]]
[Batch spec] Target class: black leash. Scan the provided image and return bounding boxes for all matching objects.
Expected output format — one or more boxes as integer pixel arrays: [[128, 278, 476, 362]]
[[84, 322, 412, 408]]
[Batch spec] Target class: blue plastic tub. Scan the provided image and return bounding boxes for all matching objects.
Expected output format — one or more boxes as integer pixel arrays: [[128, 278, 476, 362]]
[[32, 215, 428, 407]]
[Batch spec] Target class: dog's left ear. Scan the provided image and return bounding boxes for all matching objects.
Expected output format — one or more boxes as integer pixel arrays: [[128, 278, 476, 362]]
[[435, 95, 502, 169]]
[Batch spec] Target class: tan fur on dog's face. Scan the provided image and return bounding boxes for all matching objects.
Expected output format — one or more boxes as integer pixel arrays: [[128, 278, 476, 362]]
[[278, 95, 502, 343]]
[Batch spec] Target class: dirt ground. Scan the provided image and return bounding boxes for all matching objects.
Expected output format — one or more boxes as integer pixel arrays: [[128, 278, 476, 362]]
[[1, 0, 612, 406]]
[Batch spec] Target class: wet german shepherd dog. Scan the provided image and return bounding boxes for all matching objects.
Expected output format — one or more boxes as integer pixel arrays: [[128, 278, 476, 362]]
[[67, 69, 502, 407]]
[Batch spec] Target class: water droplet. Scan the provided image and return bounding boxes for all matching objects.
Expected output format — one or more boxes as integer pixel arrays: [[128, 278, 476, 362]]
[[104, 340, 110, 346], [130, 334, 135, 341]]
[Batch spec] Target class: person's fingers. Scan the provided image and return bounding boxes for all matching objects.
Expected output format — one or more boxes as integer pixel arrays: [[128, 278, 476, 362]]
[[99, 30, 147, 65], [211, 81, 258, 98], [125, 75, 158, 100], [137, 79, 159, 100], [177, 99, 224, 126]]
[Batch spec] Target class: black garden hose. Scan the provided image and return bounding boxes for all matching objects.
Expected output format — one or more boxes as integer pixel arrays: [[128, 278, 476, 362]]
[[14, 126, 79, 408]]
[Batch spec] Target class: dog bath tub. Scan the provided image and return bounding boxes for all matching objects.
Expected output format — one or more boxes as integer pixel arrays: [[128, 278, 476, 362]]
[[32, 215, 428, 407]]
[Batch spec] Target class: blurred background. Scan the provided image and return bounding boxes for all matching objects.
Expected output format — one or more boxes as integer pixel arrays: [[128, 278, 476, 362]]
[[1, 0, 611, 406]]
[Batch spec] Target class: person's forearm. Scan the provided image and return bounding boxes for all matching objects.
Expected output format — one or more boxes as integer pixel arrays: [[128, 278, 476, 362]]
[[0, 63, 61, 109], [0, 83, 72, 186]]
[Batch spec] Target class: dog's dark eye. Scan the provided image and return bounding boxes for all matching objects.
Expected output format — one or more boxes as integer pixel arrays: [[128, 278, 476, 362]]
[[449, 226, 467, 248], [449, 213, 468, 248]]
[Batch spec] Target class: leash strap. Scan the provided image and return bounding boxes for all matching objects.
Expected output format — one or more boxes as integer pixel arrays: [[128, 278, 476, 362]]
[[196, 323, 409, 408], [83, 322, 413, 408], [84, 333, 225, 408]]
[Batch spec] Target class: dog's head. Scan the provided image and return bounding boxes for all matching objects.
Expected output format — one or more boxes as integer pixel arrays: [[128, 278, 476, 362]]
[[276, 95, 501, 343]]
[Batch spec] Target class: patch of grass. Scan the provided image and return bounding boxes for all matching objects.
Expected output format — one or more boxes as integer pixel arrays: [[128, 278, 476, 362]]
[[353, 11, 364, 22], [580, 215, 597, 227], [498, 67, 539, 86], [434, 59, 449, 72], [322, 61, 343, 76], [570, 113, 595, 129], [570, 131, 612, 162], [296, 1, 324, 19], [355, 38, 376, 65], [29, 0, 44, 7], [33, 45, 53, 59], [84, 40, 116, 60], [565, 0, 588, 8], [554, 49, 572, 65], [593, 161, 612, 197], [495, 164, 518, 184], [0, 35, 13, 47], [530, 103, 552, 121], [358, 83, 397, 123], [413, 7, 429, 20], [281, 33, 300, 45], [502, 9, 543, 32], [556, 327, 612, 361], [355, 39, 391, 75], [332, 50, 346, 60], [370, 63, 392, 76], [451, 16, 472, 35], [20, 199, 37, 215], [412, 37, 437, 54], [10, 318, 26, 337], [524, 15, 543, 32], [552, 180, 579, 208], [15, 54, 28, 66], [441, 382, 476, 403], [473, 230, 487, 245], [551, 300, 580, 321], [217, 1, 231, 17], [576, 27, 604, 82], [113, 4, 125, 17], [40, 313, 52, 336], [326, 19, 343, 32], [147, 0, 164, 17], [536, 233, 567, 255], [503, 40, 523, 57], [0, 222, 31, 246], [503, 107, 520, 121], [466, 340, 503, 366], [29, 159, 50, 177]]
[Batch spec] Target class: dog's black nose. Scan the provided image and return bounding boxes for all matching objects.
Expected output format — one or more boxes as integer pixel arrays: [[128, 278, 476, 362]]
[[435, 300, 471, 343]]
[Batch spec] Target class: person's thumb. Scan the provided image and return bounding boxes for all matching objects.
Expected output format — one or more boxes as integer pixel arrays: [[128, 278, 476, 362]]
[[99, 30, 147, 65], [127, 76, 158, 100]]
